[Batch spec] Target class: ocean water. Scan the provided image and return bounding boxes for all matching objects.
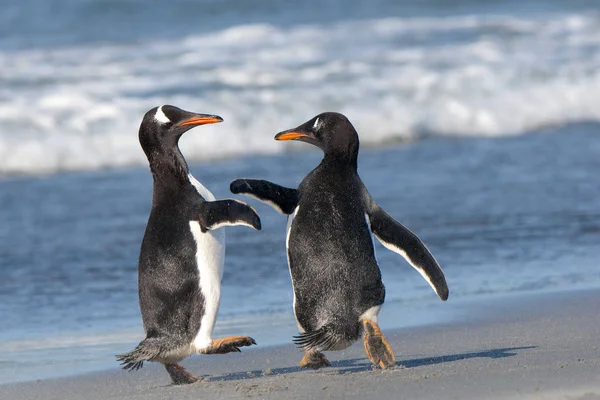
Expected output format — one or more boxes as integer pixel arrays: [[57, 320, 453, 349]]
[[0, 0, 599, 386], [2, 0, 600, 175]]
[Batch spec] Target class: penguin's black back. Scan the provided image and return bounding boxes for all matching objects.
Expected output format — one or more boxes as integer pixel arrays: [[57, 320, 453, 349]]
[[138, 181, 204, 341], [289, 159, 385, 333]]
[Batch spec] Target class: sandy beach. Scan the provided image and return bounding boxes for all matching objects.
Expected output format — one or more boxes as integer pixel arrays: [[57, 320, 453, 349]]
[[3, 288, 599, 400]]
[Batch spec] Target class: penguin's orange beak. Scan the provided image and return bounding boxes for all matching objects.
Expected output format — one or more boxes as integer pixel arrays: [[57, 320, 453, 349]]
[[179, 114, 223, 127], [274, 131, 309, 141]]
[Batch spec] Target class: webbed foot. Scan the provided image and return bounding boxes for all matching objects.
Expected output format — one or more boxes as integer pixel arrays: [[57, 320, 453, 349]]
[[202, 336, 256, 354], [165, 363, 199, 385], [299, 348, 331, 369], [362, 320, 395, 369]]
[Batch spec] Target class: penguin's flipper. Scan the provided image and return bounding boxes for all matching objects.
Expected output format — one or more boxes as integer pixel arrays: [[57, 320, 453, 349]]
[[230, 179, 298, 215], [368, 205, 449, 301], [197, 199, 262, 232]]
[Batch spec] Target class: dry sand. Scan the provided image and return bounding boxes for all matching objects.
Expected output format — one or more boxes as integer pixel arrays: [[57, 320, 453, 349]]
[[3, 288, 600, 400]]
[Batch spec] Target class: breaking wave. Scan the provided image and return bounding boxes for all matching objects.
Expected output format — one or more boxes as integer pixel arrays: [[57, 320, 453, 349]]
[[1, 11, 600, 175]]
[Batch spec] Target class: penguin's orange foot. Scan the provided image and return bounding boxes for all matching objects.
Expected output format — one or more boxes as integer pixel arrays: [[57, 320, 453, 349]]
[[362, 320, 396, 369], [299, 349, 331, 369], [203, 336, 257, 354], [165, 363, 199, 385]]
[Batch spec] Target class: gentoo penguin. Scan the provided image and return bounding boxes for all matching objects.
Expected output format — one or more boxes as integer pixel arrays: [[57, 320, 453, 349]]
[[230, 112, 448, 369], [116, 105, 261, 385]]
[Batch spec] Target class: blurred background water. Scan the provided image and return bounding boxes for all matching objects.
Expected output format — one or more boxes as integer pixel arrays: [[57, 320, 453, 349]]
[[0, 0, 599, 385]]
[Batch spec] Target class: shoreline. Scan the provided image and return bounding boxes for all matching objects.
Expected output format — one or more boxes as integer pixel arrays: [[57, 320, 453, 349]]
[[3, 287, 600, 399]]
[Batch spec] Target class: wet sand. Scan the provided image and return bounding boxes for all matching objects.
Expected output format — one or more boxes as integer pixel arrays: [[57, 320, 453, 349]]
[[3, 288, 600, 400]]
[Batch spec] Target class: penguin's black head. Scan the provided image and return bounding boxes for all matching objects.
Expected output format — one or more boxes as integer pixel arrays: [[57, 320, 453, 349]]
[[139, 105, 223, 156], [274, 112, 359, 162]]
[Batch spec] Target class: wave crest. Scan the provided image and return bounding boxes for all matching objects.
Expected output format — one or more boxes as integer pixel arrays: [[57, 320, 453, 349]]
[[1, 12, 600, 175]]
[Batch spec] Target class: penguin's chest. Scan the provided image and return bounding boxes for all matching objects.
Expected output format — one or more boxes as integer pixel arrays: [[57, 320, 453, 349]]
[[186, 173, 226, 302], [188, 221, 225, 286]]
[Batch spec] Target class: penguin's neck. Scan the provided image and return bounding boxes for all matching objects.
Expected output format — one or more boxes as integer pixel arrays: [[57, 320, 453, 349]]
[[148, 144, 190, 188], [323, 152, 358, 172]]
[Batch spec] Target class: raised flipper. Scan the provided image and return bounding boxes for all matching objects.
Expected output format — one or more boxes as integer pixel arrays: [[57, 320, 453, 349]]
[[197, 199, 261, 232], [230, 179, 298, 215], [368, 205, 449, 301]]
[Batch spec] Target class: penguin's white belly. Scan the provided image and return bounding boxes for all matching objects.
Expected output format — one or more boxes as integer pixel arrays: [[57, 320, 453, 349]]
[[286, 206, 304, 332], [187, 173, 225, 352], [189, 221, 224, 352]]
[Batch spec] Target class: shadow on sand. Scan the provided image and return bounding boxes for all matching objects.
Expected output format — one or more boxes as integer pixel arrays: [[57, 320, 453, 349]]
[[209, 346, 536, 382], [333, 346, 536, 374]]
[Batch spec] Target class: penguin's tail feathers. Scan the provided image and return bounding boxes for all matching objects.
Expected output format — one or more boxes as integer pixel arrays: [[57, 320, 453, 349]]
[[116, 337, 160, 371], [293, 323, 360, 352], [116, 333, 185, 371]]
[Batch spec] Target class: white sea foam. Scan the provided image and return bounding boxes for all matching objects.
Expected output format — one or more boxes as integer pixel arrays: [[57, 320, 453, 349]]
[[1, 12, 600, 175]]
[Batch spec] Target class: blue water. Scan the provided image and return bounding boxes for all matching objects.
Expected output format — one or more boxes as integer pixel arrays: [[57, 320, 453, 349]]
[[1, 0, 599, 386], [2, 0, 600, 175]]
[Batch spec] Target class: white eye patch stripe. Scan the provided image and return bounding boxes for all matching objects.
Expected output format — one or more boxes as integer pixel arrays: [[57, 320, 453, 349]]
[[154, 106, 170, 124], [313, 117, 320, 130]]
